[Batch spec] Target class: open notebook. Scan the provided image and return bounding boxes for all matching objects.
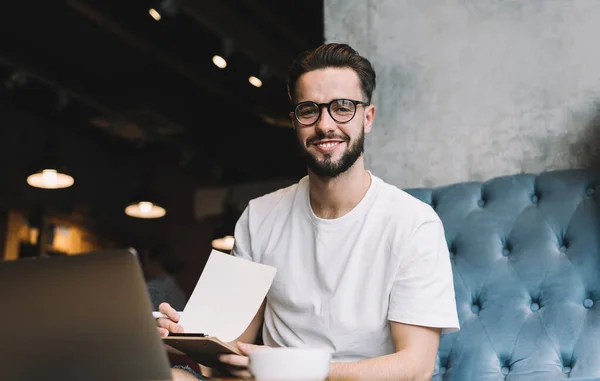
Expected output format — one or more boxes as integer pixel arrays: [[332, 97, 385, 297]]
[[162, 250, 276, 368]]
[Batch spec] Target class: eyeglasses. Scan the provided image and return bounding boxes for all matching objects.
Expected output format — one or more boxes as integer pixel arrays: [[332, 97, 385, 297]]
[[293, 99, 369, 126]]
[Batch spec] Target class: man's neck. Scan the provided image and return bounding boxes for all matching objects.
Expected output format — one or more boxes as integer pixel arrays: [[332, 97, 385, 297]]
[[308, 159, 372, 219]]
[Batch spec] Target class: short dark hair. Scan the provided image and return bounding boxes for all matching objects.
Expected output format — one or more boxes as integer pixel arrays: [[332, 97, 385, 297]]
[[287, 43, 377, 105]]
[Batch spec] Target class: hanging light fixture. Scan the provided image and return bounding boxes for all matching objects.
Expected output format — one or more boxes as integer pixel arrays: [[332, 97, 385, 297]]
[[125, 200, 166, 219], [27, 168, 74, 189], [124, 161, 167, 219], [26, 133, 74, 190], [211, 235, 235, 251], [124, 185, 167, 219], [26, 91, 75, 190]]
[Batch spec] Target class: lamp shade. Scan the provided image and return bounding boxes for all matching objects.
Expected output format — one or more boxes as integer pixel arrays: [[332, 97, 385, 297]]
[[27, 168, 74, 189], [124, 162, 167, 219], [125, 200, 166, 219], [211, 235, 235, 251], [26, 128, 74, 190]]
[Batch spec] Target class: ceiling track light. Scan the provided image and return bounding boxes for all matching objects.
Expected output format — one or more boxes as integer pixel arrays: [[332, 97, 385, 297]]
[[212, 37, 234, 69], [149, 8, 161, 21], [249, 65, 270, 88], [248, 76, 262, 87], [149, 0, 177, 21], [212, 55, 227, 69]]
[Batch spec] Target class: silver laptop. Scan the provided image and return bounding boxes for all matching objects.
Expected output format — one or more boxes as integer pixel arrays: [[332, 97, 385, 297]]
[[0, 249, 172, 381]]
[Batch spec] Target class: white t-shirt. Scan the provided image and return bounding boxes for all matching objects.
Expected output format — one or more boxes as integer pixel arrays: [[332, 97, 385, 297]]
[[232, 173, 459, 362]]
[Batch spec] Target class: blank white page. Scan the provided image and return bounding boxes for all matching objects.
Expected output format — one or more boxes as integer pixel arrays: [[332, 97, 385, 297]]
[[178, 250, 276, 343]]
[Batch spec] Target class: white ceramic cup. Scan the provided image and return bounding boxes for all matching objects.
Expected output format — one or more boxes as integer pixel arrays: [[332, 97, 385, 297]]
[[248, 347, 332, 381]]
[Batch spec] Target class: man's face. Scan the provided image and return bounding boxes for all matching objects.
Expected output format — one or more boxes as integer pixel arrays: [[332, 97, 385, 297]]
[[290, 68, 375, 178]]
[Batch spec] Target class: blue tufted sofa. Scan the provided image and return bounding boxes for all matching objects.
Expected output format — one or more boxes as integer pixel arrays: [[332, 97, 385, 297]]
[[405, 170, 600, 381]]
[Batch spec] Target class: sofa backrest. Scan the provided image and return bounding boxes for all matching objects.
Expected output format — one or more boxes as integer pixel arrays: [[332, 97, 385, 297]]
[[405, 170, 600, 381]]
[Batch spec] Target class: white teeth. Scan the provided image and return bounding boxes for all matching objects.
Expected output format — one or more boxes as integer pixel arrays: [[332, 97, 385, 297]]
[[318, 142, 338, 148]]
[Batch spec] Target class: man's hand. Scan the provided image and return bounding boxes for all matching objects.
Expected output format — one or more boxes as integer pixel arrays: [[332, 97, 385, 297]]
[[156, 302, 184, 337], [219, 342, 266, 379]]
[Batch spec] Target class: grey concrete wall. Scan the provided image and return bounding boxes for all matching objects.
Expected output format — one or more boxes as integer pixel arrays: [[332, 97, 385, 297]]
[[325, 0, 600, 188]]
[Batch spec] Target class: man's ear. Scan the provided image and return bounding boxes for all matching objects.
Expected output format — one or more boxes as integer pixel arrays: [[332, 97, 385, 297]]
[[364, 104, 376, 134]]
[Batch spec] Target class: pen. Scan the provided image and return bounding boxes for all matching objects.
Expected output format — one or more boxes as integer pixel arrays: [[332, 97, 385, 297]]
[[152, 311, 184, 319]]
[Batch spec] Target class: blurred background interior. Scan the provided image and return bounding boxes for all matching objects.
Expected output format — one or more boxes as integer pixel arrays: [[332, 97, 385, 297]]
[[0, 0, 323, 298]]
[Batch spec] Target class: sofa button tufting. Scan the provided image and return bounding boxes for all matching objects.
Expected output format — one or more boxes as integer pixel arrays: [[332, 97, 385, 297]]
[[478, 200, 486, 207], [559, 245, 567, 253], [502, 248, 510, 257], [471, 304, 480, 314], [584, 299, 594, 308], [587, 187, 595, 197], [562, 366, 571, 374], [449, 251, 455, 259], [531, 195, 539, 204], [440, 366, 446, 374], [501, 366, 510, 376], [530, 302, 540, 312]]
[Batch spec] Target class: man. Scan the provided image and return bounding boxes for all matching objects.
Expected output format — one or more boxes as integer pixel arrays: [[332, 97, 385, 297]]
[[161, 43, 460, 381]]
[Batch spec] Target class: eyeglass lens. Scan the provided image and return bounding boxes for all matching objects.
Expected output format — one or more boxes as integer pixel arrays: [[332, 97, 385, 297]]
[[295, 99, 357, 125]]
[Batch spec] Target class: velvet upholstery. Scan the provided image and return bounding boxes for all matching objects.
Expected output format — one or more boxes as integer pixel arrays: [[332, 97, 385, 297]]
[[405, 170, 600, 381]]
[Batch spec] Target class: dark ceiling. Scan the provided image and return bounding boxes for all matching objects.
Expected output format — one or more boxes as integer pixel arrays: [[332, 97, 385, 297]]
[[0, 0, 324, 185]]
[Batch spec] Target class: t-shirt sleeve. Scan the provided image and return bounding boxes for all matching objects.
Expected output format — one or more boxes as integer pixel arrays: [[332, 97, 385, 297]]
[[388, 219, 460, 334], [231, 206, 253, 261]]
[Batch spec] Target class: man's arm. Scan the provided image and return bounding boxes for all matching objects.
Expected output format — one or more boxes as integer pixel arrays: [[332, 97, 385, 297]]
[[330, 217, 457, 381], [328, 322, 441, 381]]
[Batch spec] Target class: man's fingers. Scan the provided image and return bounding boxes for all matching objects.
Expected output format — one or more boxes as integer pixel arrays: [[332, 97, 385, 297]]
[[158, 327, 169, 337], [155, 303, 184, 335], [158, 302, 180, 322], [219, 354, 249, 368], [157, 318, 184, 334]]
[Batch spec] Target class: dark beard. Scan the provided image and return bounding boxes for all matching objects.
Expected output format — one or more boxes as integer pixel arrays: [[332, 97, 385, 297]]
[[299, 127, 365, 178]]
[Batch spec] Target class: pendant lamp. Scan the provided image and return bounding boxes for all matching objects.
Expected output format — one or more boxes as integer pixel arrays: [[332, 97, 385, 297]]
[[27, 98, 75, 189], [27, 168, 74, 189], [211, 235, 235, 251], [124, 164, 166, 219], [26, 119, 74, 190], [125, 200, 166, 219]]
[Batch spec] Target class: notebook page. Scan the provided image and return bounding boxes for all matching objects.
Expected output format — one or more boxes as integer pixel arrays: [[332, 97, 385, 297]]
[[178, 250, 276, 342]]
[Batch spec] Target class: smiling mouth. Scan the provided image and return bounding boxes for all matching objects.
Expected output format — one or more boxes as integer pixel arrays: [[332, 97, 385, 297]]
[[317, 142, 340, 148], [312, 139, 345, 152]]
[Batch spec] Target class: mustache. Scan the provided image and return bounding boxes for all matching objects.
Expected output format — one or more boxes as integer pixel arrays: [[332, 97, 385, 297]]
[[306, 132, 350, 146]]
